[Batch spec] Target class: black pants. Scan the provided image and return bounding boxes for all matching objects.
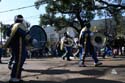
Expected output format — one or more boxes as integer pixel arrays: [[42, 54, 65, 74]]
[[0, 56, 1, 60]]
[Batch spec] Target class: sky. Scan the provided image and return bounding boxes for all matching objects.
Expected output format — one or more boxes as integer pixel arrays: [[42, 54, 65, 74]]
[[0, 0, 46, 25], [0, 0, 125, 26]]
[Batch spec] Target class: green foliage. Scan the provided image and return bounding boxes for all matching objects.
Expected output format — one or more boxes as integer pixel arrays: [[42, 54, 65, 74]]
[[54, 16, 68, 30], [39, 13, 68, 30], [35, 0, 125, 34], [37, 0, 96, 31]]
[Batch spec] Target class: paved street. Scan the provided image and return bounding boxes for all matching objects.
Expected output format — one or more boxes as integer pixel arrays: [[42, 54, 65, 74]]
[[0, 56, 125, 83]]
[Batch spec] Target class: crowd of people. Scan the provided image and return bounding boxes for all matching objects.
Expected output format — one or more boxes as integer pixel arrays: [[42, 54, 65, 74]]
[[0, 14, 125, 83]]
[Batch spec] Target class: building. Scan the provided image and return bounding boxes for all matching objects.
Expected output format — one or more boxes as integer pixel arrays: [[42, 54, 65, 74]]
[[91, 16, 125, 36]]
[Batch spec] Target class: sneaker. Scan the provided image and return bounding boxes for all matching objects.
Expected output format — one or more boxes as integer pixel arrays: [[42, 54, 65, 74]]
[[8, 65, 12, 70], [62, 57, 65, 60], [9, 78, 20, 83], [79, 61, 86, 67], [79, 64, 87, 67], [94, 62, 102, 67], [9, 78, 24, 83], [0, 61, 2, 64], [102, 56, 105, 59], [21, 68, 24, 70], [67, 59, 72, 61], [9, 80, 24, 83]]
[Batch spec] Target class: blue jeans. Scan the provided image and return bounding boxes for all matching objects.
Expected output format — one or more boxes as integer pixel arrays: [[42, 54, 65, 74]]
[[79, 47, 84, 61], [83, 46, 98, 64], [63, 46, 72, 60]]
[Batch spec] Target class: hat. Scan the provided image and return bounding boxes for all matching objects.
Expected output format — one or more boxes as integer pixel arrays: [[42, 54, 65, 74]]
[[14, 15, 23, 22]]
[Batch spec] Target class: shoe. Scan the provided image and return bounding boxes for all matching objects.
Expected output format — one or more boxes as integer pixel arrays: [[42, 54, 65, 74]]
[[9, 78, 21, 83], [8, 65, 12, 70], [21, 68, 24, 70], [102, 56, 105, 59], [9, 78, 24, 83], [79, 64, 86, 67], [67, 59, 72, 61], [8, 67, 12, 70], [94, 62, 102, 67], [62, 57, 65, 60], [9, 80, 24, 83], [79, 61, 86, 67]]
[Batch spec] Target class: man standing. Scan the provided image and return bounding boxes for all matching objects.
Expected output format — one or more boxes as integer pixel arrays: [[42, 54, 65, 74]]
[[4, 15, 37, 83], [79, 22, 102, 67]]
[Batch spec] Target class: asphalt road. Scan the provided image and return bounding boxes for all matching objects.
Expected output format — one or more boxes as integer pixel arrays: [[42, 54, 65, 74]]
[[0, 56, 125, 83]]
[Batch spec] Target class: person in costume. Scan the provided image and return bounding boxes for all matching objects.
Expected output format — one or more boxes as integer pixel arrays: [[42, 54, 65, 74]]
[[4, 14, 37, 83], [79, 22, 102, 67], [61, 32, 73, 61]]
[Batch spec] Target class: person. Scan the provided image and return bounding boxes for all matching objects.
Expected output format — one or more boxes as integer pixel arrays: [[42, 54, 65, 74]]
[[6, 16, 29, 70], [8, 48, 14, 69], [0, 44, 3, 63], [72, 37, 80, 58], [61, 32, 73, 61], [78, 34, 84, 66], [56, 40, 65, 57], [102, 44, 112, 58], [4, 14, 37, 83], [79, 22, 102, 67]]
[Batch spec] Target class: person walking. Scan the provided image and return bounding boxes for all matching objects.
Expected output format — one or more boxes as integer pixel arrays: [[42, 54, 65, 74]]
[[4, 14, 37, 83], [79, 22, 102, 67]]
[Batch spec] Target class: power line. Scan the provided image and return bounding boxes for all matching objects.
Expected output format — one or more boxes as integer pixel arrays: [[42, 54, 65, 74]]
[[0, 5, 35, 13], [25, 15, 40, 19]]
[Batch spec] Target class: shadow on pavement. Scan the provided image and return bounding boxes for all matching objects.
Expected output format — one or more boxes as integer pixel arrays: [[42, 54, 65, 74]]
[[24, 69, 71, 75], [24, 68, 108, 77], [0, 78, 124, 83], [99, 64, 125, 68], [79, 69, 107, 76], [64, 78, 124, 83]]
